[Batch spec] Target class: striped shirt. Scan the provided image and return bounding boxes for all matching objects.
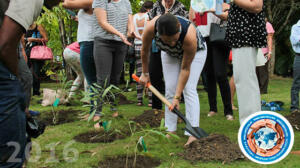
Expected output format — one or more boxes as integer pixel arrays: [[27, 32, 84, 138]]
[[92, 0, 132, 41]]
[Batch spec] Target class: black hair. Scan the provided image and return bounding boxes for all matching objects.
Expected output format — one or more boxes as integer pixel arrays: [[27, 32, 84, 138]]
[[157, 13, 180, 36], [140, 1, 154, 13]]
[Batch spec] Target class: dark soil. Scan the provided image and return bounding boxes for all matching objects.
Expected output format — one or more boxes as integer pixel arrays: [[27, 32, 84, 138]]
[[286, 111, 300, 131], [74, 130, 128, 143], [132, 109, 164, 127], [40, 109, 80, 126], [97, 155, 161, 168], [179, 134, 244, 163], [118, 93, 135, 105]]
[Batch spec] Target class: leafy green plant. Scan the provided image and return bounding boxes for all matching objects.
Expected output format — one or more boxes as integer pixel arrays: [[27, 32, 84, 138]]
[[51, 69, 73, 125], [125, 119, 179, 168]]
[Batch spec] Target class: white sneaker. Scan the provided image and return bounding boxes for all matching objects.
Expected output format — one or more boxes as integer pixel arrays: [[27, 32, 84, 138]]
[[226, 115, 234, 121], [207, 111, 217, 117]]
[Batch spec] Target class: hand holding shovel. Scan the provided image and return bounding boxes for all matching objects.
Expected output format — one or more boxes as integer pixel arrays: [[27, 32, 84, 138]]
[[132, 74, 208, 139]]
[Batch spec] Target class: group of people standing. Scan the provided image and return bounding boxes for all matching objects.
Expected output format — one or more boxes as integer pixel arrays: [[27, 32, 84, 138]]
[[2, 0, 295, 167], [63, 0, 273, 145]]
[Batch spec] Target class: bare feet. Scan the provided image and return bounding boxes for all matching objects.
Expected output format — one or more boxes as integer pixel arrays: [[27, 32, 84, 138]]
[[184, 136, 197, 147], [137, 102, 143, 106], [112, 112, 119, 118], [148, 103, 152, 107], [207, 111, 217, 117], [166, 131, 176, 139], [232, 105, 238, 110], [79, 114, 90, 121], [93, 115, 101, 122]]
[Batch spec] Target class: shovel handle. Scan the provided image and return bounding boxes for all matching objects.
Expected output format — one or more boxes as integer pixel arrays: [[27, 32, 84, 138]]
[[132, 74, 172, 107]]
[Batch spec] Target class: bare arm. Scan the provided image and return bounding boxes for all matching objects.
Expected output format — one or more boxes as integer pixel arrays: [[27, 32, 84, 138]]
[[94, 8, 131, 45], [139, 17, 157, 86], [189, 6, 195, 23], [214, 3, 230, 20], [0, 16, 24, 76], [175, 25, 197, 99], [62, 0, 93, 9], [234, 0, 263, 14], [267, 33, 274, 60], [127, 14, 134, 37]]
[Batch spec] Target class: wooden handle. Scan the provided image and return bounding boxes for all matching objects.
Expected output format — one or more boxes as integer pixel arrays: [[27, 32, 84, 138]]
[[132, 74, 172, 107]]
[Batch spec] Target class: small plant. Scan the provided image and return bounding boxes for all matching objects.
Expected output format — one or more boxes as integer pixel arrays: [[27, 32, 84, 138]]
[[50, 69, 73, 125], [125, 119, 180, 168]]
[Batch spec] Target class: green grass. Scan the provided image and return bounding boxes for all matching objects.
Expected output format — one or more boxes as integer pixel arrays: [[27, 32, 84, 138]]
[[26, 77, 300, 168]]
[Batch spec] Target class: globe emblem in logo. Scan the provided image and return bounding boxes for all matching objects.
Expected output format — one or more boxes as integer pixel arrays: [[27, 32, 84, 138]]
[[238, 111, 294, 164], [254, 127, 278, 150]]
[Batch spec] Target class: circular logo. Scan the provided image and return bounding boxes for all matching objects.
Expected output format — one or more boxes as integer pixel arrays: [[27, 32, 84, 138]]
[[238, 111, 294, 164]]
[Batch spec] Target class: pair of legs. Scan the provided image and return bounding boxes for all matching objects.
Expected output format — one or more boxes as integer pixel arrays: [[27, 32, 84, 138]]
[[93, 38, 127, 127], [149, 49, 164, 110], [79, 41, 97, 120], [63, 48, 88, 100], [256, 58, 269, 94], [30, 59, 44, 96], [205, 41, 233, 119], [162, 47, 207, 145], [135, 43, 152, 106], [232, 47, 261, 124], [0, 62, 26, 167], [290, 55, 300, 112]]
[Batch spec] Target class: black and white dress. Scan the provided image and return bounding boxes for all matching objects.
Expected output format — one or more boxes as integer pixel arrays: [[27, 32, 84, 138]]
[[225, 4, 267, 48]]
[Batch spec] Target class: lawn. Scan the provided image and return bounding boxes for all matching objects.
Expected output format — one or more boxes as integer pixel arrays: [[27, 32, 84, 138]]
[[26, 76, 300, 168]]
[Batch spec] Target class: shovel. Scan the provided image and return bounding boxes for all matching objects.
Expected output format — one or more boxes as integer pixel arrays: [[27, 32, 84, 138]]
[[132, 74, 208, 139]]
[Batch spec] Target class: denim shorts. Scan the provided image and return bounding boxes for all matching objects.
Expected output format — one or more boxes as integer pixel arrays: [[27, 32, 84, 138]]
[[0, 62, 26, 167]]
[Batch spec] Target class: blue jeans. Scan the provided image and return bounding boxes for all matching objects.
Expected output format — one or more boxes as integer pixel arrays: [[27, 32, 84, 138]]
[[291, 55, 300, 111], [0, 62, 26, 168], [79, 41, 98, 115]]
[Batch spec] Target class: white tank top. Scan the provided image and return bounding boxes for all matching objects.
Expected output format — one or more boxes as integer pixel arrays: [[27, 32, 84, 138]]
[[133, 13, 148, 45], [77, 9, 94, 42]]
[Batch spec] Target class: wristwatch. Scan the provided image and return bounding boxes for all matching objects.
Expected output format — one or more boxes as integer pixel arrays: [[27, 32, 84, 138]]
[[142, 72, 149, 77], [174, 95, 181, 100]]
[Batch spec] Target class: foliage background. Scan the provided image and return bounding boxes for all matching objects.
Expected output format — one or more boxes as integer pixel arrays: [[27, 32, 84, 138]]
[[38, 0, 299, 77]]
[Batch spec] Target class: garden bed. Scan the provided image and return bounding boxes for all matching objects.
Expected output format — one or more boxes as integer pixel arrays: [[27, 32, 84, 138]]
[[74, 129, 129, 143], [117, 93, 135, 105], [39, 109, 81, 126], [179, 134, 244, 163], [132, 109, 164, 127], [97, 155, 160, 168], [286, 111, 300, 131]]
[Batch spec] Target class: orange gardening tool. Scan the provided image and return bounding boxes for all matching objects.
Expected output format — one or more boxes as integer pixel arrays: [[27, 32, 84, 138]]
[[132, 74, 208, 139]]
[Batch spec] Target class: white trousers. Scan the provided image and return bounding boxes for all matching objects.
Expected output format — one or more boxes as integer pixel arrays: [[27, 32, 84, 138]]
[[232, 47, 261, 125], [161, 48, 207, 136]]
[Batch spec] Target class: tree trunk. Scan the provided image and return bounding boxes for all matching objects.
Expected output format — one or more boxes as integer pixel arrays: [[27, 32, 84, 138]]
[[269, 41, 276, 77], [58, 17, 74, 80]]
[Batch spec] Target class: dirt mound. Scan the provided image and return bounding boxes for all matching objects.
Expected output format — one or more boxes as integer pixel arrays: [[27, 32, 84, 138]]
[[97, 155, 160, 168], [286, 111, 300, 130], [118, 93, 135, 105], [132, 109, 164, 127], [74, 130, 128, 143], [180, 134, 244, 163], [40, 109, 80, 126]]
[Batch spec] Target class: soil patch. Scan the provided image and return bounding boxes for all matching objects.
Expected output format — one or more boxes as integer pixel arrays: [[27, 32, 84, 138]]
[[74, 130, 128, 143], [179, 134, 244, 163], [117, 93, 135, 105], [97, 155, 160, 168], [132, 109, 164, 127], [40, 110, 80, 126], [285, 111, 300, 131]]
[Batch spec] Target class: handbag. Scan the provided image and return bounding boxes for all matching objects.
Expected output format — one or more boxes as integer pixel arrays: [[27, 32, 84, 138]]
[[209, 22, 226, 45], [26, 117, 46, 138], [30, 42, 53, 60]]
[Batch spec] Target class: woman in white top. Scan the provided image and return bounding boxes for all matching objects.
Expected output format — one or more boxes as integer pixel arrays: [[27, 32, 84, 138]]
[[63, 0, 99, 122], [133, 1, 153, 107]]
